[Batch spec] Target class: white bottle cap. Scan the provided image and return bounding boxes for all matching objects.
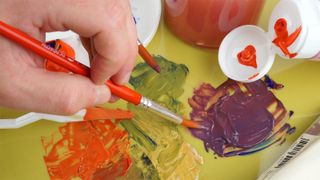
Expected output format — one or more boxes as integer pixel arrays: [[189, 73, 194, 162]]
[[218, 25, 275, 82], [218, 0, 320, 82], [269, 0, 320, 59]]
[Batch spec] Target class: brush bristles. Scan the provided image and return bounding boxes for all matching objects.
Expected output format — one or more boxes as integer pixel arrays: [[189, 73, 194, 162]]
[[181, 119, 203, 129]]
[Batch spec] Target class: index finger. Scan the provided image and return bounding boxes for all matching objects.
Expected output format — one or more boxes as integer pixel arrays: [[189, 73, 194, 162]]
[[46, 0, 138, 84]]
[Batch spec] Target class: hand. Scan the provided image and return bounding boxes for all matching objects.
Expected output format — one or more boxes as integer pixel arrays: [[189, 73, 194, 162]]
[[0, 0, 138, 114]]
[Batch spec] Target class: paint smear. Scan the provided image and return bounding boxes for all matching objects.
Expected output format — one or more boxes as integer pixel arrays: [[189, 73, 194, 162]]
[[120, 55, 203, 179], [263, 75, 284, 90], [84, 108, 133, 121], [237, 45, 257, 68], [188, 78, 295, 157], [272, 18, 302, 58], [41, 108, 133, 180], [248, 73, 260, 80]]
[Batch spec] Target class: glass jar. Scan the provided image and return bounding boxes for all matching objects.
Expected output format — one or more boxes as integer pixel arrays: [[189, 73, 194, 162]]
[[164, 0, 265, 48]]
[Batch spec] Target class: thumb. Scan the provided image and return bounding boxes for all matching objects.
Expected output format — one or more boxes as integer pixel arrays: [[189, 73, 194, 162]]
[[2, 68, 110, 115]]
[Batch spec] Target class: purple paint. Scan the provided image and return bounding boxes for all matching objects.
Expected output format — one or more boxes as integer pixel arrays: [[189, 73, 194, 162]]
[[263, 75, 284, 90], [188, 79, 292, 157]]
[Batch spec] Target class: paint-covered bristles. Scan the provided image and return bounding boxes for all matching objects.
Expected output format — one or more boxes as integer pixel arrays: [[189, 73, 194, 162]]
[[181, 119, 203, 129]]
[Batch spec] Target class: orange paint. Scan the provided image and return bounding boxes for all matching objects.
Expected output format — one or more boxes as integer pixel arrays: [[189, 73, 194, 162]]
[[84, 107, 134, 121], [44, 40, 76, 73], [272, 18, 302, 58], [237, 45, 257, 68], [42, 108, 133, 180], [248, 73, 259, 80]]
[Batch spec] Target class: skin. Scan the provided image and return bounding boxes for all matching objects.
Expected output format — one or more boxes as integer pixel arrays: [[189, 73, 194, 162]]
[[0, 0, 138, 115]]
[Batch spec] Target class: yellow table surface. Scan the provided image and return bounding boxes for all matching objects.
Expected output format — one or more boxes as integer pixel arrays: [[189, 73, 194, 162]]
[[1, 1, 320, 179]]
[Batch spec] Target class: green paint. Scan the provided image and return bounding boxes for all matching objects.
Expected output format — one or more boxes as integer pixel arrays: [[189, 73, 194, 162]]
[[121, 56, 202, 179]]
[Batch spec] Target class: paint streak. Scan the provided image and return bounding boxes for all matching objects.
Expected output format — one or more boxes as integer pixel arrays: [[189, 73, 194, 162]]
[[188, 79, 295, 157], [120, 55, 203, 179], [272, 18, 302, 58], [84, 107, 134, 121], [263, 75, 284, 90], [41, 108, 133, 180], [237, 45, 257, 68], [248, 73, 259, 80]]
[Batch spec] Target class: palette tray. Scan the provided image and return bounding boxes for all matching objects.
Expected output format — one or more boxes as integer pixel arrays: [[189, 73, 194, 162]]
[[1, 1, 320, 179]]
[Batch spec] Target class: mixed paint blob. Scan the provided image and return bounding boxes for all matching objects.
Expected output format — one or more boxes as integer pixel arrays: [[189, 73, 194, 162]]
[[188, 78, 295, 157], [41, 56, 295, 179], [121, 56, 203, 179]]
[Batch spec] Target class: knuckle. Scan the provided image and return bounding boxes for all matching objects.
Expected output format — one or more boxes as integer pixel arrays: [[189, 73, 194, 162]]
[[127, 46, 139, 65], [59, 93, 80, 115], [55, 81, 95, 115], [85, 84, 97, 106], [120, 43, 138, 63], [116, 50, 135, 65], [111, 50, 130, 64], [105, 1, 130, 28], [130, 44, 139, 59]]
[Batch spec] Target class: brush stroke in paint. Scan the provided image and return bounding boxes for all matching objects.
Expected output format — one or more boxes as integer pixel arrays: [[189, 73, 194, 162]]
[[120, 55, 203, 179], [41, 108, 133, 180], [188, 78, 295, 157]]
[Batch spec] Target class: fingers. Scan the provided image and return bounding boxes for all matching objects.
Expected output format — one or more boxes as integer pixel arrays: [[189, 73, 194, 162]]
[[109, 13, 138, 84], [46, 0, 138, 85], [0, 67, 110, 115], [80, 37, 94, 60], [86, 1, 138, 85]]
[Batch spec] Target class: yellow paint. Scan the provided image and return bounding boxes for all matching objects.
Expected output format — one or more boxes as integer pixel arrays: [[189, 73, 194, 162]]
[[121, 56, 202, 179], [1, 0, 320, 179]]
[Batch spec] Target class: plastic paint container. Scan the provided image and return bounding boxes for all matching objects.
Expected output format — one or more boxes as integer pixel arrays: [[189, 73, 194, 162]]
[[258, 116, 320, 180], [218, 0, 320, 82], [164, 0, 265, 48]]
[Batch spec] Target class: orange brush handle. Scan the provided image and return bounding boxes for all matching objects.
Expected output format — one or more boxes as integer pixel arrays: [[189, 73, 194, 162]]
[[138, 44, 156, 67], [0, 21, 142, 105], [105, 80, 141, 105], [0, 21, 89, 76]]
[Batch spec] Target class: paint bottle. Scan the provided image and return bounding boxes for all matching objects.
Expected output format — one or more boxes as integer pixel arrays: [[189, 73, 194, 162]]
[[218, 0, 320, 82], [258, 116, 320, 180], [164, 0, 265, 48]]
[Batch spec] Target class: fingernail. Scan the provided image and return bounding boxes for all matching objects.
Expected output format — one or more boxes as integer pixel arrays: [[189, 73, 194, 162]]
[[94, 85, 109, 105]]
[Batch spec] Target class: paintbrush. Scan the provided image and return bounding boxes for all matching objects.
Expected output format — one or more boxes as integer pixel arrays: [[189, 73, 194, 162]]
[[132, 16, 160, 73], [0, 21, 201, 129], [137, 39, 161, 73]]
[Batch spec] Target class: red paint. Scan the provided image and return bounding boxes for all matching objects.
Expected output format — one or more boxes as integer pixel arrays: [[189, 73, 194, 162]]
[[164, 0, 265, 48], [237, 45, 257, 68], [248, 73, 259, 80], [42, 108, 133, 180], [272, 18, 302, 58]]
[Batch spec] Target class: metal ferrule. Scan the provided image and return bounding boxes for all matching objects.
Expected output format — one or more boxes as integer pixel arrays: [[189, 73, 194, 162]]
[[139, 96, 183, 124]]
